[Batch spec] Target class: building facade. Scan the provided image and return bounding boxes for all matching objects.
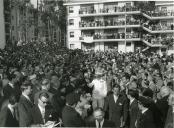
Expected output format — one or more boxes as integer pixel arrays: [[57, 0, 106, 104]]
[[64, 0, 174, 54], [0, 0, 6, 49]]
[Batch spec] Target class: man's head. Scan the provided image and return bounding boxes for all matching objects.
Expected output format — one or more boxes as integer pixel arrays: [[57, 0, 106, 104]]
[[93, 107, 105, 123], [168, 92, 174, 106], [112, 84, 120, 96], [66, 92, 80, 107], [127, 89, 139, 100], [160, 86, 171, 98], [9, 93, 17, 107], [38, 92, 49, 108], [138, 96, 150, 111], [21, 81, 33, 96], [41, 79, 50, 91]]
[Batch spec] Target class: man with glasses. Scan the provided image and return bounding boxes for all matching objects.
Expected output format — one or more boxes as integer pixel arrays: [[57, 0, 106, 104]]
[[30, 92, 55, 126]]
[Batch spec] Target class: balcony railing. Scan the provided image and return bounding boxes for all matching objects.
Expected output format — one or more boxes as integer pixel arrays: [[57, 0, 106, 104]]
[[79, 6, 140, 15], [79, 20, 140, 28], [80, 33, 140, 41], [143, 10, 174, 17], [143, 24, 174, 31]]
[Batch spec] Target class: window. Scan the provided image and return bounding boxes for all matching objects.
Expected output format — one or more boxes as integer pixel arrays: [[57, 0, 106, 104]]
[[126, 42, 131, 46], [70, 32, 74, 38], [70, 44, 75, 49], [161, 7, 167, 12], [69, 19, 74, 25], [69, 6, 74, 13]]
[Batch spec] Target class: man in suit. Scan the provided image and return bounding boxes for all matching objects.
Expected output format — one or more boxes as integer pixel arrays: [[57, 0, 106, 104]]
[[127, 89, 139, 128], [87, 107, 115, 128], [30, 92, 55, 126], [136, 96, 156, 128], [0, 94, 19, 127], [156, 86, 170, 127], [18, 81, 34, 127], [62, 92, 85, 127], [3, 71, 21, 101], [104, 84, 129, 128]]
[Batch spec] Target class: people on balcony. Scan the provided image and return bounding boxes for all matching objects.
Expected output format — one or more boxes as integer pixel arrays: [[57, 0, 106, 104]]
[[79, 19, 140, 27], [143, 21, 174, 31], [144, 10, 174, 17], [81, 32, 139, 40], [143, 34, 174, 45], [79, 5, 139, 14]]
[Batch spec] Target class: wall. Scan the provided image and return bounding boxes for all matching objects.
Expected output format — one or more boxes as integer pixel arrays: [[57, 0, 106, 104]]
[[0, 0, 6, 49]]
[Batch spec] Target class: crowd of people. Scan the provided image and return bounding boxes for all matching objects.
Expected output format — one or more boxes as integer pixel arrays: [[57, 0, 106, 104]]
[[143, 34, 174, 45], [144, 10, 174, 17], [79, 19, 140, 28], [143, 21, 174, 31], [0, 41, 173, 128], [79, 5, 139, 15]]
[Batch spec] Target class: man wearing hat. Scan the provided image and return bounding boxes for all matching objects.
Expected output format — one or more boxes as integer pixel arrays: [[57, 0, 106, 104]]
[[88, 70, 107, 109], [62, 92, 85, 127], [136, 96, 156, 128]]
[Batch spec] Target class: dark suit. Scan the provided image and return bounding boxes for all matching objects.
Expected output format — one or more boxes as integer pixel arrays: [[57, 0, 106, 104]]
[[137, 109, 156, 128], [30, 105, 53, 125], [0, 106, 19, 127], [3, 84, 21, 101], [87, 119, 115, 128], [164, 106, 173, 128], [62, 105, 85, 127], [18, 95, 34, 127], [104, 94, 129, 128], [156, 96, 169, 127], [129, 99, 139, 128]]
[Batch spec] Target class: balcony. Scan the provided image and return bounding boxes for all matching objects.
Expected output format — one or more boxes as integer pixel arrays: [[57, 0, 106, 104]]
[[79, 6, 140, 17], [142, 23, 174, 33], [142, 34, 173, 47], [142, 10, 174, 20], [79, 20, 141, 30], [80, 32, 141, 42]]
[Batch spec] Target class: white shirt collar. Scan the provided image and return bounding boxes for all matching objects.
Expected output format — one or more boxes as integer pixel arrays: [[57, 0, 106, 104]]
[[8, 82, 14, 88], [38, 104, 45, 113], [22, 93, 31, 101], [142, 108, 148, 114], [8, 104, 14, 116], [95, 119, 104, 128], [130, 98, 135, 105]]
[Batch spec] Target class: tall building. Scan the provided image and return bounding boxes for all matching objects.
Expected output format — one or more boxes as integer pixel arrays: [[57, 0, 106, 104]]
[[0, 0, 5, 49], [64, 0, 174, 54]]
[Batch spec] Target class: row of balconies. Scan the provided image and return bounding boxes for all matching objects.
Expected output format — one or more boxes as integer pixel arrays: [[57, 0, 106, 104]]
[[79, 6, 139, 15], [143, 23, 174, 31], [78, 7, 174, 19], [79, 19, 140, 28], [80, 32, 140, 40], [79, 32, 173, 46], [143, 10, 174, 17]]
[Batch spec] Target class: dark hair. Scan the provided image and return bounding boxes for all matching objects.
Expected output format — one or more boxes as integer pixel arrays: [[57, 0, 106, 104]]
[[112, 84, 121, 90], [128, 89, 139, 99], [9, 94, 17, 105], [21, 80, 32, 91], [8, 72, 16, 81], [93, 107, 105, 114], [39, 92, 49, 99]]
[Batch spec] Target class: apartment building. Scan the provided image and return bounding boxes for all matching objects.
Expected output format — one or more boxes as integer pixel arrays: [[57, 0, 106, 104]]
[[64, 0, 174, 54]]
